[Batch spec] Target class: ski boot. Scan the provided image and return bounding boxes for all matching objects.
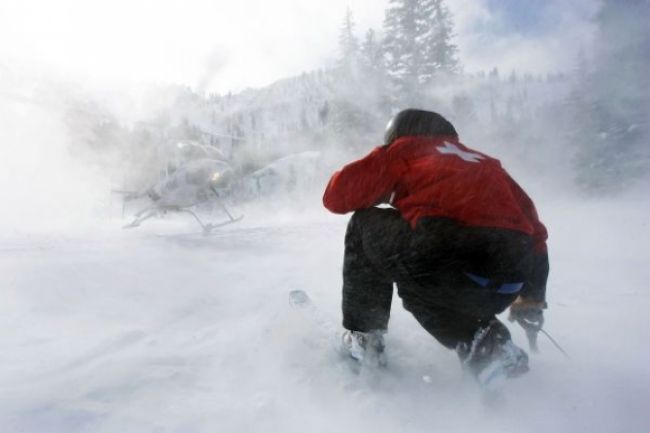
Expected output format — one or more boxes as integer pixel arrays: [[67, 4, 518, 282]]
[[341, 330, 387, 368], [457, 319, 528, 387]]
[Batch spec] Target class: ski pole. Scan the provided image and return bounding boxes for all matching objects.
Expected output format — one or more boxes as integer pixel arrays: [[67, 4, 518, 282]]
[[539, 328, 570, 359]]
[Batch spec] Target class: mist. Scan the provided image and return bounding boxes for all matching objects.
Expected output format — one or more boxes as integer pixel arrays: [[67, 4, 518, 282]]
[[1, 1, 649, 432]]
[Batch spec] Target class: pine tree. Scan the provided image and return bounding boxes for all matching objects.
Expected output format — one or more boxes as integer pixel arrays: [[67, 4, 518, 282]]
[[331, 8, 371, 147], [571, 0, 650, 192], [360, 29, 382, 74], [338, 7, 360, 77], [360, 29, 391, 115], [382, 0, 459, 105], [423, 0, 459, 76]]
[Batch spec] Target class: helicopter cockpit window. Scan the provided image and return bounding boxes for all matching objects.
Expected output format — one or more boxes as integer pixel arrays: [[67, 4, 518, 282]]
[[185, 167, 212, 185]]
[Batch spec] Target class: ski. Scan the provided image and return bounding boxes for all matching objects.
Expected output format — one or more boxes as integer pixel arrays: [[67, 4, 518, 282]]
[[288, 290, 383, 375]]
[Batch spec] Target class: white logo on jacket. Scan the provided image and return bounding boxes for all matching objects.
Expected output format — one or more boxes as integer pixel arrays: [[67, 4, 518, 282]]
[[436, 142, 485, 163]]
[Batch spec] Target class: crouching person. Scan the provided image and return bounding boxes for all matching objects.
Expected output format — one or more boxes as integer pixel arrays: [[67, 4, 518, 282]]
[[323, 109, 549, 383]]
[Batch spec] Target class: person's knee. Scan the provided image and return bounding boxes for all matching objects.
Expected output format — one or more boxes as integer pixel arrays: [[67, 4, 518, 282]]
[[346, 208, 386, 241], [349, 207, 385, 225], [349, 207, 404, 236], [402, 298, 484, 349]]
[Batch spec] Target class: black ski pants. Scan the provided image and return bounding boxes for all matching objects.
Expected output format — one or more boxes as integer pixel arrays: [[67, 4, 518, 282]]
[[342, 207, 535, 349]]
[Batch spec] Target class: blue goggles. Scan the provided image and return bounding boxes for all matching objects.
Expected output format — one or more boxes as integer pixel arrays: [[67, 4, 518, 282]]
[[464, 272, 524, 295]]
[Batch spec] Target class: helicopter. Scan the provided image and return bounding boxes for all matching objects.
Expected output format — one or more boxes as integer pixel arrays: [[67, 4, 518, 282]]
[[116, 140, 321, 233], [118, 141, 243, 234]]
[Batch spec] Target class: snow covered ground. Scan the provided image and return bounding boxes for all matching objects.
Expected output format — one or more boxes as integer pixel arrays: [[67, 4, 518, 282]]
[[1, 196, 649, 433]]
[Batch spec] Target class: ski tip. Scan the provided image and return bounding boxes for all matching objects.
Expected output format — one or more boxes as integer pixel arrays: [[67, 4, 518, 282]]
[[289, 290, 311, 307]]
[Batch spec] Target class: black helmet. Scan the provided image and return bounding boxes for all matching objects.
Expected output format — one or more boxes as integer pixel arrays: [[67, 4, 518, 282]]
[[384, 109, 458, 145]]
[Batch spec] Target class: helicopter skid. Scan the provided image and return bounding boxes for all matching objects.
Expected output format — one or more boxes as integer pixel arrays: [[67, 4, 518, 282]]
[[123, 205, 243, 234], [203, 215, 244, 234]]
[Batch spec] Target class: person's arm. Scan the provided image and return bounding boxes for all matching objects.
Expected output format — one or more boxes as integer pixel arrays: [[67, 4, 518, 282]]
[[508, 178, 548, 255], [506, 176, 549, 303], [323, 147, 402, 214], [523, 251, 549, 304], [506, 178, 549, 338]]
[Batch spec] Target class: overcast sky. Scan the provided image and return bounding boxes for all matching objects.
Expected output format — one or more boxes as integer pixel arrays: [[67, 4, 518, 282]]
[[0, 0, 600, 94]]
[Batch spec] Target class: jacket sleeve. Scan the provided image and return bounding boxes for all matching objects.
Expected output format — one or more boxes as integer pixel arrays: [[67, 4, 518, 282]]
[[523, 251, 549, 303], [507, 176, 550, 302], [323, 147, 401, 214], [506, 176, 548, 254]]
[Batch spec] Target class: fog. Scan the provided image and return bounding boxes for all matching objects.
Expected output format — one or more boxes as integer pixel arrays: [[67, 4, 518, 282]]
[[1, 1, 649, 432], [0, 76, 107, 229]]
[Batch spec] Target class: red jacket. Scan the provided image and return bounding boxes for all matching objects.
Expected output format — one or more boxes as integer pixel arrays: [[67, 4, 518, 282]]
[[323, 136, 548, 253]]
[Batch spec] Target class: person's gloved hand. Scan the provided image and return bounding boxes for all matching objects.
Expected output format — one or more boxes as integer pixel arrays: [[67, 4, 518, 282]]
[[508, 297, 546, 352], [508, 297, 546, 331]]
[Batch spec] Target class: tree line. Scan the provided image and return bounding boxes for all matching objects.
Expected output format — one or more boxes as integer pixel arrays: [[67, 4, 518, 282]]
[[330, 0, 460, 144]]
